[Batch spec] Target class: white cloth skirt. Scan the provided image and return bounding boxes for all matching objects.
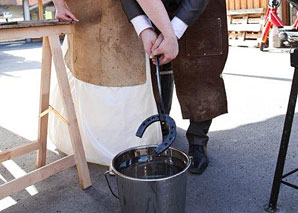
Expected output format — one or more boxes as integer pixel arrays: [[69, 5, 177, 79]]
[[49, 39, 162, 166]]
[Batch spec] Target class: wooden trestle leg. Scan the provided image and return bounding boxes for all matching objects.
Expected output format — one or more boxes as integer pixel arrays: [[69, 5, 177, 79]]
[[36, 36, 52, 168], [48, 35, 91, 189]]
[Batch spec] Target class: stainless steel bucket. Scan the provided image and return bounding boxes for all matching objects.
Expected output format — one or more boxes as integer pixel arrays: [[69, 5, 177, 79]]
[[105, 145, 191, 213]]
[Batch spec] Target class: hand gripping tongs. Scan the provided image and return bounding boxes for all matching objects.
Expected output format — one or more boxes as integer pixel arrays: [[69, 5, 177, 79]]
[[136, 56, 177, 154]]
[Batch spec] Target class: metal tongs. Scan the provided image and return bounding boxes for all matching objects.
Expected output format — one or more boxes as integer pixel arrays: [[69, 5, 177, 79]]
[[136, 56, 177, 154]]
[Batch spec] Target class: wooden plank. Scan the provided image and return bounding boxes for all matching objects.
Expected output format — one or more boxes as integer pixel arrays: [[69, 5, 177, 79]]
[[235, 0, 241, 10], [245, 32, 260, 39], [253, 0, 260, 8], [40, 105, 69, 125], [248, 16, 263, 24], [226, 0, 230, 11], [243, 15, 249, 24], [239, 32, 246, 41], [38, 0, 44, 20], [227, 16, 232, 25], [261, 0, 268, 9], [247, 0, 254, 8], [48, 35, 92, 190], [0, 20, 72, 29], [241, 0, 247, 9], [67, 34, 75, 71], [229, 31, 262, 40], [0, 155, 76, 199], [230, 0, 235, 10], [282, 0, 290, 25], [231, 17, 244, 24], [229, 39, 260, 47], [0, 142, 39, 164], [228, 23, 262, 31], [229, 31, 239, 39], [0, 25, 72, 41], [36, 36, 52, 168], [227, 8, 264, 15]]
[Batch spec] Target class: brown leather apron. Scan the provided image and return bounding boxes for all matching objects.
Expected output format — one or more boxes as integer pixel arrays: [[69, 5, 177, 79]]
[[173, 0, 228, 122], [65, 0, 146, 87], [151, 0, 228, 123]]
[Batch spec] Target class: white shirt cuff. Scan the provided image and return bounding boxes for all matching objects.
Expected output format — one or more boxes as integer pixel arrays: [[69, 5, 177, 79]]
[[171, 16, 188, 39], [131, 15, 153, 37]]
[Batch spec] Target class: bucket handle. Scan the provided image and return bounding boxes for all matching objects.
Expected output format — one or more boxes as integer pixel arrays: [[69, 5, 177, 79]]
[[104, 171, 119, 199]]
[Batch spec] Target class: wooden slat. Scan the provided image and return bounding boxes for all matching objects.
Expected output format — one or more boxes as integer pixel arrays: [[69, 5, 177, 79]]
[[0, 25, 72, 41], [253, 0, 260, 8], [40, 105, 69, 125], [49, 35, 92, 190], [0, 20, 72, 29], [235, 0, 241, 10], [247, 0, 254, 8], [227, 8, 264, 15], [282, 0, 290, 25], [0, 142, 40, 164], [228, 23, 262, 31], [38, 0, 44, 20], [243, 15, 249, 24], [0, 155, 76, 199], [231, 17, 247, 24], [261, 0, 268, 9], [36, 36, 52, 168], [229, 39, 260, 47], [241, 0, 247, 9], [239, 32, 245, 41], [245, 32, 259, 39], [248, 16, 264, 24], [230, 0, 235, 10], [227, 16, 232, 25], [229, 31, 238, 39]]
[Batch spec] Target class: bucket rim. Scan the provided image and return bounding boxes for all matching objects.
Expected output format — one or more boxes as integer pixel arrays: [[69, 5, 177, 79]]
[[111, 145, 191, 182]]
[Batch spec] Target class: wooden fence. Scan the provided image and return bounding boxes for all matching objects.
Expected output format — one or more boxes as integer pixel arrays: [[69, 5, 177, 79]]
[[226, 0, 268, 10], [226, 0, 268, 47]]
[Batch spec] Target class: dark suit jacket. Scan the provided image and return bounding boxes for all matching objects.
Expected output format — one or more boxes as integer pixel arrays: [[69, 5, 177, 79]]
[[120, 0, 229, 122], [121, 0, 210, 26]]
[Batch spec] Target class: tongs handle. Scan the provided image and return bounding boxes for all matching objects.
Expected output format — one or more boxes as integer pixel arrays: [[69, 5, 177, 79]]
[[136, 56, 177, 155], [155, 56, 166, 121]]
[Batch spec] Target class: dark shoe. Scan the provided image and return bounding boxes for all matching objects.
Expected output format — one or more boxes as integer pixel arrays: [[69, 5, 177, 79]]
[[188, 145, 209, 174]]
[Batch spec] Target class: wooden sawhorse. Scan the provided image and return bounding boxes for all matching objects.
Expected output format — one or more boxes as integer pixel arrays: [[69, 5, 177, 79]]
[[0, 21, 91, 199]]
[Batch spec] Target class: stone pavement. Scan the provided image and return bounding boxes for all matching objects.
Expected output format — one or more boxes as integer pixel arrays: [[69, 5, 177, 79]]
[[0, 42, 298, 213]]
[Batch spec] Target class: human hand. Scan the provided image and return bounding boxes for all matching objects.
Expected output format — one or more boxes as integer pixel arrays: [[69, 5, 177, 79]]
[[151, 33, 164, 64], [140, 28, 158, 54], [54, 1, 79, 22], [150, 34, 178, 65]]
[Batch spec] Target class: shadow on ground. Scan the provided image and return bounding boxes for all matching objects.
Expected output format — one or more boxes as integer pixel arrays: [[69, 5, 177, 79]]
[[1, 113, 298, 213], [0, 42, 41, 75]]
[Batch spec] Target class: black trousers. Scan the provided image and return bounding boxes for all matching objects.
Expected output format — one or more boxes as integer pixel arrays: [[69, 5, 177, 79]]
[[160, 63, 212, 146]]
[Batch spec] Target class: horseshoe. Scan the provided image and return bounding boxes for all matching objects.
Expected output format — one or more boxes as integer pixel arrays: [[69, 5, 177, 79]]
[[136, 56, 177, 155]]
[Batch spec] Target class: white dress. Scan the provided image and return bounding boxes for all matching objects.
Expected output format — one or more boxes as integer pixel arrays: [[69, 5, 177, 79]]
[[48, 39, 162, 166]]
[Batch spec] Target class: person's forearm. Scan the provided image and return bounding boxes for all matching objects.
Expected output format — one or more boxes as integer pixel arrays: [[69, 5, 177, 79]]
[[136, 0, 175, 39], [52, 0, 66, 9]]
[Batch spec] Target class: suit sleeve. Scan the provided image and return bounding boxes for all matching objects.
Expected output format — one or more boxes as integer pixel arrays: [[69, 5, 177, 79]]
[[175, 0, 211, 26], [120, 0, 145, 21]]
